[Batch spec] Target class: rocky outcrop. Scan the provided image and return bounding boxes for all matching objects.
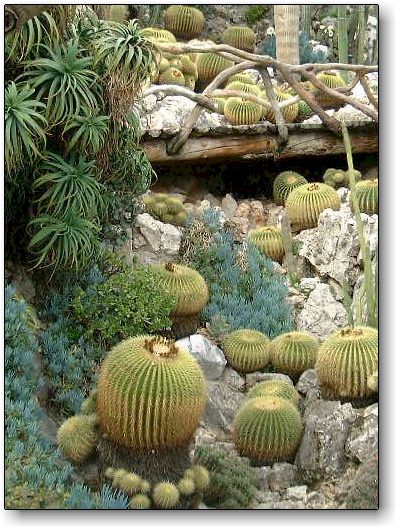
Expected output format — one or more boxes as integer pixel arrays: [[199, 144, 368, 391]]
[[176, 334, 227, 381], [346, 404, 378, 464]]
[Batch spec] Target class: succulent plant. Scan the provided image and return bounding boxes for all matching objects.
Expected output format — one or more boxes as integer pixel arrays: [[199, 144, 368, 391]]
[[246, 380, 300, 406], [96, 335, 206, 450], [108, 4, 129, 23], [296, 99, 315, 121], [271, 331, 320, 379], [57, 414, 98, 464], [140, 27, 177, 43], [353, 179, 378, 215], [248, 226, 285, 263], [158, 57, 171, 73], [273, 170, 308, 206], [221, 329, 271, 373], [315, 71, 346, 107], [315, 326, 378, 399], [105, 467, 116, 479], [226, 80, 262, 96], [151, 262, 209, 317], [226, 72, 255, 85], [143, 193, 188, 226], [177, 477, 196, 495], [170, 54, 198, 79], [164, 5, 205, 40], [224, 97, 263, 125], [152, 481, 180, 508], [285, 182, 341, 231], [265, 90, 299, 124], [184, 75, 196, 91], [221, 26, 256, 52], [158, 67, 186, 86], [233, 396, 303, 464], [196, 53, 234, 86], [323, 168, 348, 188], [81, 388, 97, 415], [112, 468, 128, 486], [117, 472, 143, 495], [190, 465, 211, 491], [129, 494, 151, 509]]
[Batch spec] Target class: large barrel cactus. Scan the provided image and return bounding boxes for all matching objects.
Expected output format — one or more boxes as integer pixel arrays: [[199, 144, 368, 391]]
[[273, 170, 308, 206], [315, 326, 378, 399], [285, 182, 341, 231], [271, 331, 320, 379], [353, 179, 378, 215], [265, 90, 299, 124], [97, 335, 206, 450], [224, 97, 263, 125], [196, 53, 234, 86], [164, 5, 204, 40], [226, 80, 262, 96], [221, 329, 271, 373], [248, 226, 285, 263], [221, 26, 256, 52], [226, 72, 255, 85], [233, 396, 303, 464]]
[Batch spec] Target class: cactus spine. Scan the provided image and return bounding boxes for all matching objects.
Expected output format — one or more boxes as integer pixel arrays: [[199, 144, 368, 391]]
[[248, 226, 285, 263], [152, 481, 180, 508], [221, 329, 271, 373], [190, 465, 211, 491], [271, 331, 320, 379], [143, 193, 188, 226], [96, 335, 206, 450], [140, 27, 177, 43], [315, 71, 346, 107], [265, 90, 299, 124], [315, 326, 378, 399], [226, 72, 255, 85], [246, 380, 299, 406], [129, 494, 151, 509], [353, 179, 378, 215], [196, 53, 234, 86], [158, 67, 186, 86], [273, 171, 308, 206], [164, 5, 204, 40], [224, 97, 263, 125], [57, 414, 98, 464], [221, 26, 256, 52]]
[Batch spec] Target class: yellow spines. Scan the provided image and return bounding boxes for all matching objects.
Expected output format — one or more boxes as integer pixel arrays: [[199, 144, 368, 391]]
[[271, 331, 320, 379], [353, 179, 378, 215], [246, 380, 300, 407], [129, 494, 151, 509], [164, 5, 205, 40], [196, 53, 234, 86], [224, 97, 263, 125], [57, 414, 98, 464], [315, 71, 346, 107], [152, 481, 180, 508], [221, 26, 256, 52], [158, 67, 185, 86], [221, 329, 271, 373], [139, 27, 177, 43], [248, 226, 285, 263], [273, 171, 308, 206], [225, 80, 262, 96], [265, 89, 299, 124], [226, 72, 255, 85]]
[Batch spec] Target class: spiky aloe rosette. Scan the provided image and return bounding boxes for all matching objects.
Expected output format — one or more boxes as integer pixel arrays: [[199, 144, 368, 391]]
[[285, 182, 341, 231], [96, 335, 206, 450], [164, 5, 204, 40], [273, 171, 308, 206], [57, 414, 98, 464], [221, 329, 270, 373], [221, 26, 256, 52], [271, 331, 320, 379], [352, 179, 378, 215], [248, 226, 285, 263], [224, 97, 263, 125], [233, 396, 303, 464], [315, 326, 378, 399], [315, 71, 346, 108], [196, 53, 234, 86], [246, 380, 300, 406]]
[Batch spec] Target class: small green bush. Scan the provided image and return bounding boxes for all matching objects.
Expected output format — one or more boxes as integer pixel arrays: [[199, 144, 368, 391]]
[[245, 6, 267, 26], [194, 446, 258, 509], [72, 265, 176, 347]]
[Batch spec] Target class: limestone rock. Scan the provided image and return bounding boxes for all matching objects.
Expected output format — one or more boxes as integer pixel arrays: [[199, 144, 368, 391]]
[[299, 277, 321, 294], [268, 463, 297, 491], [176, 334, 227, 381], [296, 370, 321, 402], [245, 372, 294, 390], [346, 404, 378, 464]]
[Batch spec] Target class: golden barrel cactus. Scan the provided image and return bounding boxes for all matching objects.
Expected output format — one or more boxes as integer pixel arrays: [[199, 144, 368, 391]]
[[248, 226, 285, 263], [273, 170, 308, 206], [221, 26, 256, 52], [221, 329, 271, 373], [271, 331, 320, 379], [224, 97, 263, 125], [164, 5, 204, 40], [196, 53, 234, 86]]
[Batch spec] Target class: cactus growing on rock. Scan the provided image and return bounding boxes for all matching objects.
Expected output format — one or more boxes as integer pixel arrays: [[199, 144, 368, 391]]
[[196, 53, 234, 86], [152, 481, 180, 508], [164, 5, 204, 40], [248, 226, 285, 263], [315, 326, 378, 399], [233, 396, 303, 464], [273, 170, 308, 206], [57, 414, 98, 464], [224, 97, 263, 125], [247, 380, 299, 406], [285, 182, 341, 231], [96, 335, 206, 450], [221, 329, 271, 373], [353, 179, 378, 215], [158, 67, 186, 86], [222, 26, 256, 52], [271, 331, 320, 379]]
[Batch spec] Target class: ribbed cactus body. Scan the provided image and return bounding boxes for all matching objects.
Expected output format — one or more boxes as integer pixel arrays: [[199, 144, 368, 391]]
[[152, 481, 180, 508], [211, 96, 227, 114], [273, 171, 308, 206], [224, 97, 262, 125], [323, 168, 348, 188], [247, 380, 299, 406], [158, 67, 185, 86], [226, 80, 262, 96], [315, 326, 378, 399], [151, 263, 209, 316], [144, 193, 188, 226], [159, 57, 170, 73], [315, 71, 346, 107], [271, 331, 320, 379], [353, 179, 378, 215], [196, 53, 234, 86], [140, 27, 177, 43], [285, 182, 341, 231], [221, 329, 271, 373], [190, 465, 210, 491], [297, 99, 315, 121], [164, 5, 204, 40], [226, 72, 255, 85], [57, 414, 98, 464], [248, 226, 285, 263], [81, 388, 97, 414], [221, 26, 256, 52], [97, 335, 206, 450], [265, 90, 299, 124], [233, 396, 303, 463]]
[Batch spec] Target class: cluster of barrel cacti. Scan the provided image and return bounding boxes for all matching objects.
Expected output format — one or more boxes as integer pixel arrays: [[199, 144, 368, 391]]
[[323, 167, 362, 188], [143, 192, 188, 225]]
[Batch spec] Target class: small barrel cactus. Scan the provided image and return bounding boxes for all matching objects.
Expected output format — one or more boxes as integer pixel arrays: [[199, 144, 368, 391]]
[[158, 67, 185, 86], [140, 27, 177, 43], [184, 75, 196, 91], [177, 477, 196, 496], [285, 182, 341, 231], [57, 414, 98, 464], [323, 168, 348, 188], [296, 99, 315, 121], [271, 331, 320, 379], [248, 226, 285, 263], [265, 90, 299, 124], [226, 72, 255, 85], [246, 380, 299, 406], [221, 329, 271, 373], [129, 494, 151, 509], [315, 326, 378, 399], [164, 5, 204, 40], [196, 53, 234, 86], [152, 481, 180, 508], [233, 396, 303, 464], [224, 97, 263, 125], [315, 71, 346, 107], [273, 170, 308, 206], [170, 54, 198, 79], [190, 465, 211, 491], [151, 262, 209, 316], [116, 472, 143, 495], [352, 179, 378, 215], [226, 80, 262, 96], [97, 335, 206, 450], [221, 26, 256, 52], [158, 57, 171, 73]]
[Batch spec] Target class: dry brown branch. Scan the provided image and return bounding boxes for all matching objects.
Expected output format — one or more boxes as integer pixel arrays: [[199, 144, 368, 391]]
[[259, 66, 288, 143], [211, 89, 270, 110], [143, 85, 219, 112], [359, 75, 378, 110]]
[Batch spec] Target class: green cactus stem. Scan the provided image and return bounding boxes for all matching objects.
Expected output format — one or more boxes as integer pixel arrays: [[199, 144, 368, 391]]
[[221, 329, 271, 373]]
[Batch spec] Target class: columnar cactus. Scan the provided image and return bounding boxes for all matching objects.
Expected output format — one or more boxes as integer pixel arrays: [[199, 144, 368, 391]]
[[196, 53, 234, 86], [248, 226, 285, 263], [151, 262, 209, 316], [221, 26, 256, 52], [273, 170, 308, 206], [152, 481, 180, 508], [164, 5, 204, 40], [224, 97, 263, 125], [57, 414, 98, 464], [315, 326, 378, 399], [96, 335, 206, 450], [233, 396, 303, 464], [221, 329, 271, 373], [285, 182, 341, 231], [271, 331, 320, 379], [246, 380, 300, 406], [315, 71, 346, 107], [353, 179, 378, 215]]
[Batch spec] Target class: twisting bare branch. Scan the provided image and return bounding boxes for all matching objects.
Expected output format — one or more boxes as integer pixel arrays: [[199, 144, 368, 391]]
[[359, 75, 378, 110], [259, 67, 288, 143]]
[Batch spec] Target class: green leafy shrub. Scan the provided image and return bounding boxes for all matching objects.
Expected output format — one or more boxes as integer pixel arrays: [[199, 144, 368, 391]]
[[72, 265, 176, 347], [194, 446, 258, 509], [245, 6, 267, 26]]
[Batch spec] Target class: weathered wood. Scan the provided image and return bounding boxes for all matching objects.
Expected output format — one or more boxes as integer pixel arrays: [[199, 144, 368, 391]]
[[143, 126, 378, 165]]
